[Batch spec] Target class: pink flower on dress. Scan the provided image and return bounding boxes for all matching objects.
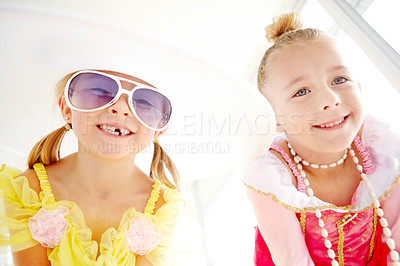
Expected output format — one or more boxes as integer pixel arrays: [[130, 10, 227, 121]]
[[126, 216, 163, 255], [28, 206, 69, 248]]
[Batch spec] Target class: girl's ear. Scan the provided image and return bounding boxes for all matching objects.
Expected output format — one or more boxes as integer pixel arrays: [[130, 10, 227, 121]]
[[58, 96, 72, 123], [275, 122, 285, 133], [275, 115, 285, 133]]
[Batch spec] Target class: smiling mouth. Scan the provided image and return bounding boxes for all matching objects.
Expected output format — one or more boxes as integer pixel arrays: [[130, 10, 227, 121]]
[[314, 115, 348, 128], [97, 124, 133, 136]]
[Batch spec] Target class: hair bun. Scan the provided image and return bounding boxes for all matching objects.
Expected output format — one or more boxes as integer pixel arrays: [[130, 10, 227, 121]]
[[265, 12, 303, 44]]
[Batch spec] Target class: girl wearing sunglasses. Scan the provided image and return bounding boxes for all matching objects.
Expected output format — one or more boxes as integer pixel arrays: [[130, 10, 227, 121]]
[[0, 69, 188, 265]]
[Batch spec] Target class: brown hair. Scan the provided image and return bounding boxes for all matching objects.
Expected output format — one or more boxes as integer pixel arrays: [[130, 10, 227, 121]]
[[258, 12, 329, 92], [150, 142, 181, 190], [27, 70, 181, 190], [28, 73, 75, 169]]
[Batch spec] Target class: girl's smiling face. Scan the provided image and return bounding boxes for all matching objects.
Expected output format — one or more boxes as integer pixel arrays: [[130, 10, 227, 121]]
[[61, 70, 163, 159], [263, 38, 364, 161]]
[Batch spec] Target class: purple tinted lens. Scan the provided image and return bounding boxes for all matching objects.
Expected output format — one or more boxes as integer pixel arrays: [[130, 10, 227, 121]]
[[68, 73, 119, 110], [132, 89, 172, 129]]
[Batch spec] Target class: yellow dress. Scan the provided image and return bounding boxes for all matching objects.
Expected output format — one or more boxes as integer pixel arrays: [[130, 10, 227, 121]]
[[0, 163, 188, 265]]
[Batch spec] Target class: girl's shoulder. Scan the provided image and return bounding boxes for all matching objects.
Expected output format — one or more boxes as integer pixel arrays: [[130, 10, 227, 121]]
[[18, 168, 42, 194], [242, 137, 312, 211], [360, 115, 400, 182], [243, 135, 293, 188], [0, 164, 40, 185], [157, 185, 189, 216], [362, 115, 400, 153], [0, 164, 46, 251], [0, 164, 41, 195], [243, 147, 290, 184], [1, 158, 72, 199], [355, 115, 400, 207]]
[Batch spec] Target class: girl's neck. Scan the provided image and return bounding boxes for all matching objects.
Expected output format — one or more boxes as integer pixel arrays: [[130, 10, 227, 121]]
[[282, 139, 356, 184], [289, 143, 348, 167], [66, 151, 144, 195], [284, 139, 363, 206], [302, 157, 352, 183]]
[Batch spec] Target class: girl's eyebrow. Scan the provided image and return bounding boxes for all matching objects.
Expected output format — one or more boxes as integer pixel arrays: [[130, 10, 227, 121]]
[[330, 65, 349, 72], [284, 76, 306, 91], [284, 65, 350, 90]]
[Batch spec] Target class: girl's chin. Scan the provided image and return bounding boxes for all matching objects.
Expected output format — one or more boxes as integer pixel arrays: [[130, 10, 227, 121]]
[[79, 142, 142, 158]]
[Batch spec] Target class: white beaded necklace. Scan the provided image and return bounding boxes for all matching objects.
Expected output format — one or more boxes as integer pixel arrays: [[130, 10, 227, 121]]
[[287, 140, 400, 265], [288, 142, 348, 169]]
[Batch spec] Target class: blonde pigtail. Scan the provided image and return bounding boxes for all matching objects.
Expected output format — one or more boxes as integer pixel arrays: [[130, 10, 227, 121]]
[[150, 141, 181, 191], [27, 124, 70, 169]]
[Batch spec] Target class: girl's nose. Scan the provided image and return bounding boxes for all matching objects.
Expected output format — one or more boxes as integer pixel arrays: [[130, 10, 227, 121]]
[[320, 88, 341, 111], [108, 94, 132, 117]]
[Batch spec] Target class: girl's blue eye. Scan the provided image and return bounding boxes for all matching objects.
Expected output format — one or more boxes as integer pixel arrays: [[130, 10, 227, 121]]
[[89, 88, 114, 97], [134, 99, 154, 110], [294, 88, 310, 97], [332, 77, 347, 85]]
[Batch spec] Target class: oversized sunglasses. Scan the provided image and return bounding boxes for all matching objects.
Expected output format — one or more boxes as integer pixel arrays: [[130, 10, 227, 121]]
[[64, 70, 172, 131]]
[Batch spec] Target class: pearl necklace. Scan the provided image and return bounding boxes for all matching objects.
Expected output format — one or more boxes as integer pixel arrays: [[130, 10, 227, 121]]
[[288, 140, 400, 265], [288, 143, 348, 169]]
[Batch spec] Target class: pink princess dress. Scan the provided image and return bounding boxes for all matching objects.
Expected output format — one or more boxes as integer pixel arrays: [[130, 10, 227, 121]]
[[243, 116, 400, 265]]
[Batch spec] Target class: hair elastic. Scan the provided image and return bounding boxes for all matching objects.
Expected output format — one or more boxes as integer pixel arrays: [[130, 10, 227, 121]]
[[153, 139, 159, 144], [64, 123, 71, 131]]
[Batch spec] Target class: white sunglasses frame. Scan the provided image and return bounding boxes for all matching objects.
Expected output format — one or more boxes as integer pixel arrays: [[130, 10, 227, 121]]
[[64, 70, 172, 132]]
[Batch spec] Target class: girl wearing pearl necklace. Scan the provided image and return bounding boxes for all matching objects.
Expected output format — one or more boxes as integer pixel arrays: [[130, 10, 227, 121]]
[[243, 12, 400, 265]]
